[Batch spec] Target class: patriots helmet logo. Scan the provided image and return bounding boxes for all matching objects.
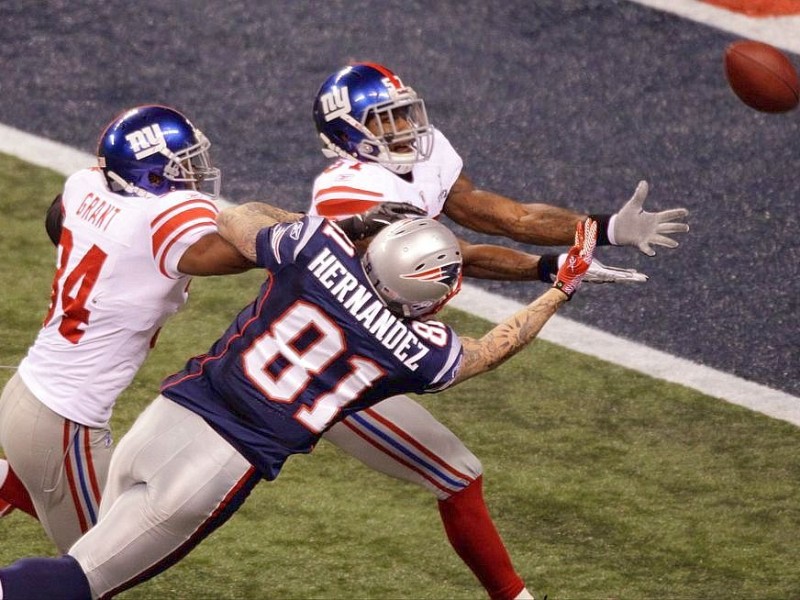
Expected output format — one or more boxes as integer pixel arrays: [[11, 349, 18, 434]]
[[400, 262, 461, 287]]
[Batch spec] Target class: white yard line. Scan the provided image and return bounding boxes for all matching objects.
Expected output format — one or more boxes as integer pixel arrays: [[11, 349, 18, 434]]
[[448, 286, 800, 427], [626, 0, 800, 54], [1, 118, 797, 428]]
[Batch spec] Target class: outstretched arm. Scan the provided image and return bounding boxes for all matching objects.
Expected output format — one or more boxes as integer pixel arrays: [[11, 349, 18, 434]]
[[455, 287, 567, 384], [216, 202, 304, 263], [444, 173, 582, 245], [43, 194, 254, 276], [176, 233, 258, 276], [444, 174, 688, 255], [459, 238, 647, 284], [459, 240, 542, 281], [217, 200, 419, 262], [451, 219, 597, 386]]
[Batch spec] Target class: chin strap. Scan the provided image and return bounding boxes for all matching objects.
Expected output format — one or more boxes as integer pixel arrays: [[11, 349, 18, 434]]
[[105, 171, 157, 199]]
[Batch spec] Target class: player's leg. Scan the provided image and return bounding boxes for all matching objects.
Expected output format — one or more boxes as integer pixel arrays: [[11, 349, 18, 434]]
[[0, 497, 12, 517], [0, 372, 110, 552], [0, 459, 36, 517], [72, 395, 258, 598], [0, 376, 37, 519], [0, 396, 259, 599], [323, 395, 529, 600], [0, 459, 14, 517], [0, 459, 16, 516]]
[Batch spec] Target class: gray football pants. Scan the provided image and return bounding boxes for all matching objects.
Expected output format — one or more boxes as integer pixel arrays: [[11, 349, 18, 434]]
[[0, 372, 113, 552]]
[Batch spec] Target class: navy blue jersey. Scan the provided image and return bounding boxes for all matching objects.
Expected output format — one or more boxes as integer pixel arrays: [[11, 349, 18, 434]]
[[162, 216, 463, 480]]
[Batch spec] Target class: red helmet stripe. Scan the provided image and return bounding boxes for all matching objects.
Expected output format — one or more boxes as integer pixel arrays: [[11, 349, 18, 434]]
[[358, 62, 402, 89]]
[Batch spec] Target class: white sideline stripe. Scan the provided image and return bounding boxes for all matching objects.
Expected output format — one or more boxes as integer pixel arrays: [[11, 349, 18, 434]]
[[1, 121, 798, 428], [448, 287, 800, 427], [0, 124, 94, 174], [626, 0, 800, 54]]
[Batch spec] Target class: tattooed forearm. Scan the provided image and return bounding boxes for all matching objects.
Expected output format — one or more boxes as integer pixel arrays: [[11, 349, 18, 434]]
[[217, 202, 303, 262], [454, 288, 567, 384]]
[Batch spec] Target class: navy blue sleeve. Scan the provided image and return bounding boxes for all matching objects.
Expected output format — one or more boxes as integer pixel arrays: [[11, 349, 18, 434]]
[[254, 216, 327, 270]]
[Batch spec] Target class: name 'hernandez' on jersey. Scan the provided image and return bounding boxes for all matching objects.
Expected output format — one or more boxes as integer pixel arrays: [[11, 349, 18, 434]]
[[161, 216, 463, 481]]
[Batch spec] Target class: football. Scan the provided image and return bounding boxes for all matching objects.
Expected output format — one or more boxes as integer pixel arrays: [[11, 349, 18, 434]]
[[723, 40, 800, 113]]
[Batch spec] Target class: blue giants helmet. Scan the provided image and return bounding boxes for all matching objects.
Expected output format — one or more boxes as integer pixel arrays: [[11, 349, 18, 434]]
[[312, 63, 434, 175], [97, 105, 220, 199]]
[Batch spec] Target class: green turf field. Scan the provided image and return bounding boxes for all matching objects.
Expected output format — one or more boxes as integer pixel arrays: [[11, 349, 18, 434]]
[[1, 152, 799, 599]]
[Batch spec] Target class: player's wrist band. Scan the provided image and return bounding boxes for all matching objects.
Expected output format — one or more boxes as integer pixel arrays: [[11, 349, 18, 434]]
[[589, 213, 612, 246], [537, 254, 560, 282]]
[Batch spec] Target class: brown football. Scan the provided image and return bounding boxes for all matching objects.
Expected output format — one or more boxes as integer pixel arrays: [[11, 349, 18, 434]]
[[724, 40, 799, 113]]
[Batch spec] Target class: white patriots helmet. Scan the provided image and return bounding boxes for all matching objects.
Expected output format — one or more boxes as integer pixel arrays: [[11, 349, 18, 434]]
[[312, 63, 434, 175], [362, 218, 462, 318]]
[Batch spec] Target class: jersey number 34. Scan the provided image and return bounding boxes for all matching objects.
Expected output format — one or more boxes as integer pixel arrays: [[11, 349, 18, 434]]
[[44, 227, 108, 344]]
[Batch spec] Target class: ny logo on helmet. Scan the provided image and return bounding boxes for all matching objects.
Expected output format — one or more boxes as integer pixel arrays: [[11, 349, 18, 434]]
[[319, 86, 351, 122], [126, 124, 167, 159]]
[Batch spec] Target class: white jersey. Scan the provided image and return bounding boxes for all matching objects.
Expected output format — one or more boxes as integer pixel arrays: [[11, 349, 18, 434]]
[[310, 128, 463, 219], [17, 167, 219, 428]]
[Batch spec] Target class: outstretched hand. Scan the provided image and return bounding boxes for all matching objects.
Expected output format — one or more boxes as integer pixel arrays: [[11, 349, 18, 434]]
[[336, 202, 427, 240], [553, 218, 597, 299], [610, 181, 689, 256], [584, 258, 648, 284]]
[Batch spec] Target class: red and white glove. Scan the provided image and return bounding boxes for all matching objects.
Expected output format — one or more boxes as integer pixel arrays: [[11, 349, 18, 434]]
[[553, 218, 597, 299]]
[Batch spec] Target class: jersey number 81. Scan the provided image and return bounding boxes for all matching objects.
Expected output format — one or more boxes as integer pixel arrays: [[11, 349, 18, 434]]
[[242, 301, 385, 433]]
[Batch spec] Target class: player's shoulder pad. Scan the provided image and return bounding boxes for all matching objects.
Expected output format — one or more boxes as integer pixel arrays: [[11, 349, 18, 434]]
[[256, 215, 325, 268]]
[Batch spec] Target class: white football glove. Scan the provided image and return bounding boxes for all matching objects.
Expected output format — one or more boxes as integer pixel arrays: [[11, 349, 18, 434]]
[[556, 255, 648, 284], [608, 181, 689, 256], [586, 259, 648, 284]]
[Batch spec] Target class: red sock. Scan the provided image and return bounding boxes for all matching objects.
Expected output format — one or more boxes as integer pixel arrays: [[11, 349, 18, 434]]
[[0, 466, 38, 518], [437, 476, 525, 600]]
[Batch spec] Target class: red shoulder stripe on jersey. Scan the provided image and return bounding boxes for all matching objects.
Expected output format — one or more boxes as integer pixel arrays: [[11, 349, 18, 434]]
[[315, 199, 382, 218], [314, 185, 384, 201], [157, 221, 216, 278], [151, 198, 218, 229], [152, 207, 217, 257]]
